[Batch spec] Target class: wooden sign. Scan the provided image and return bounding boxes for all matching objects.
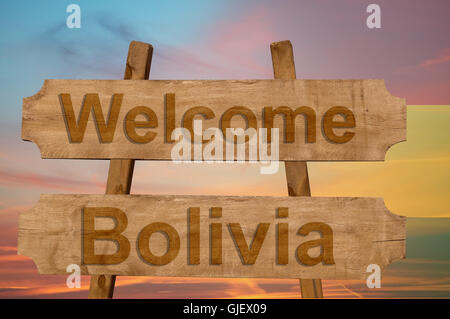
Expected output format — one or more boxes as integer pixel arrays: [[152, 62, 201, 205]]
[[22, 79, 405, 161], [18, 194, 405, 280]]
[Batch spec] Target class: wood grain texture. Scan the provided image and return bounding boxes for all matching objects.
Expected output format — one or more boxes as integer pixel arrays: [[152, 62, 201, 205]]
[[18, 194, 406, 279], [22, 79, 406, 161], [270, 41, 311, 195], [271, 40, 322, 298], [89, 40, 153, 299], [299, 279, 323, 298]]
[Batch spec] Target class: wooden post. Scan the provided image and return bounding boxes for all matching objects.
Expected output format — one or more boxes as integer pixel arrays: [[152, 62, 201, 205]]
[[270, 40, 324, 299], [88, 41, 153, 299]]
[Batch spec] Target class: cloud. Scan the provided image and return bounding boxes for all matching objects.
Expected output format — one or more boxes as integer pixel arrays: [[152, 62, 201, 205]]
[[420, 47, 450, 68], [33, 15, 232, 79], [95, 15, 139, 44], [207, 5, 275, 77], [0, 169, 105, 193]]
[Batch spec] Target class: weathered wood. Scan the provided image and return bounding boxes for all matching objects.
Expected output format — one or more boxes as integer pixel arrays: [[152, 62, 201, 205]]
[[271, 40, 323, 298], [22, 79, 406, 161], [88, 41, 153, 299], [299, 278, 323, 298], [18, 194, 406, 279]]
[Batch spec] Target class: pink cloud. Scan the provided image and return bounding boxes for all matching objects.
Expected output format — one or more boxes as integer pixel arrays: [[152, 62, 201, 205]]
[[209, 5, 277, 76], [153, 43, 230, 78], [0, 169, 105, 193], [393, 81, 450, 105], [421, 47, 450, 68], [0, 205, 32, 216]]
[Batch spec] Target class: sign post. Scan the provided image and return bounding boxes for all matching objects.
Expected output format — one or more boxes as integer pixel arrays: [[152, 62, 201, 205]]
[[18, 40, 407, 299], [271, 40, 323, 298], [88, 41, 153, 299], [19, 194, 405, 279]]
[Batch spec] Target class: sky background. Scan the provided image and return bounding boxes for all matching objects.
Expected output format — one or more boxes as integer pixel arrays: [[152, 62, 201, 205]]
[[0, 0, 449, 298]]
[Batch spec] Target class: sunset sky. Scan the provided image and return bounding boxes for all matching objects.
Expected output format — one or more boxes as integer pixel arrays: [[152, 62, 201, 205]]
[[0, 0, 449, 298]]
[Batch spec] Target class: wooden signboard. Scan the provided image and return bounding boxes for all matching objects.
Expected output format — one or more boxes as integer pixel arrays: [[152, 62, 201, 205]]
[[22, 79, 405, 161], [18, 194, 405, 280], [18, 40, 408, 299]]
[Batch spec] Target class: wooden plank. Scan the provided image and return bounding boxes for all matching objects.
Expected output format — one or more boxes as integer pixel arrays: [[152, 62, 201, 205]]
[[299, 279, 323, 298], [270, 40, 323, 298], [22, 78, 406, 161], [18, 194, 406, 279], [88, 41, 153, 299]]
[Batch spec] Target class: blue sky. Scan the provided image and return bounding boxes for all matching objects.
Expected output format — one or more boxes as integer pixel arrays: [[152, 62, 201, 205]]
[[0, 1, 227, 124]]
